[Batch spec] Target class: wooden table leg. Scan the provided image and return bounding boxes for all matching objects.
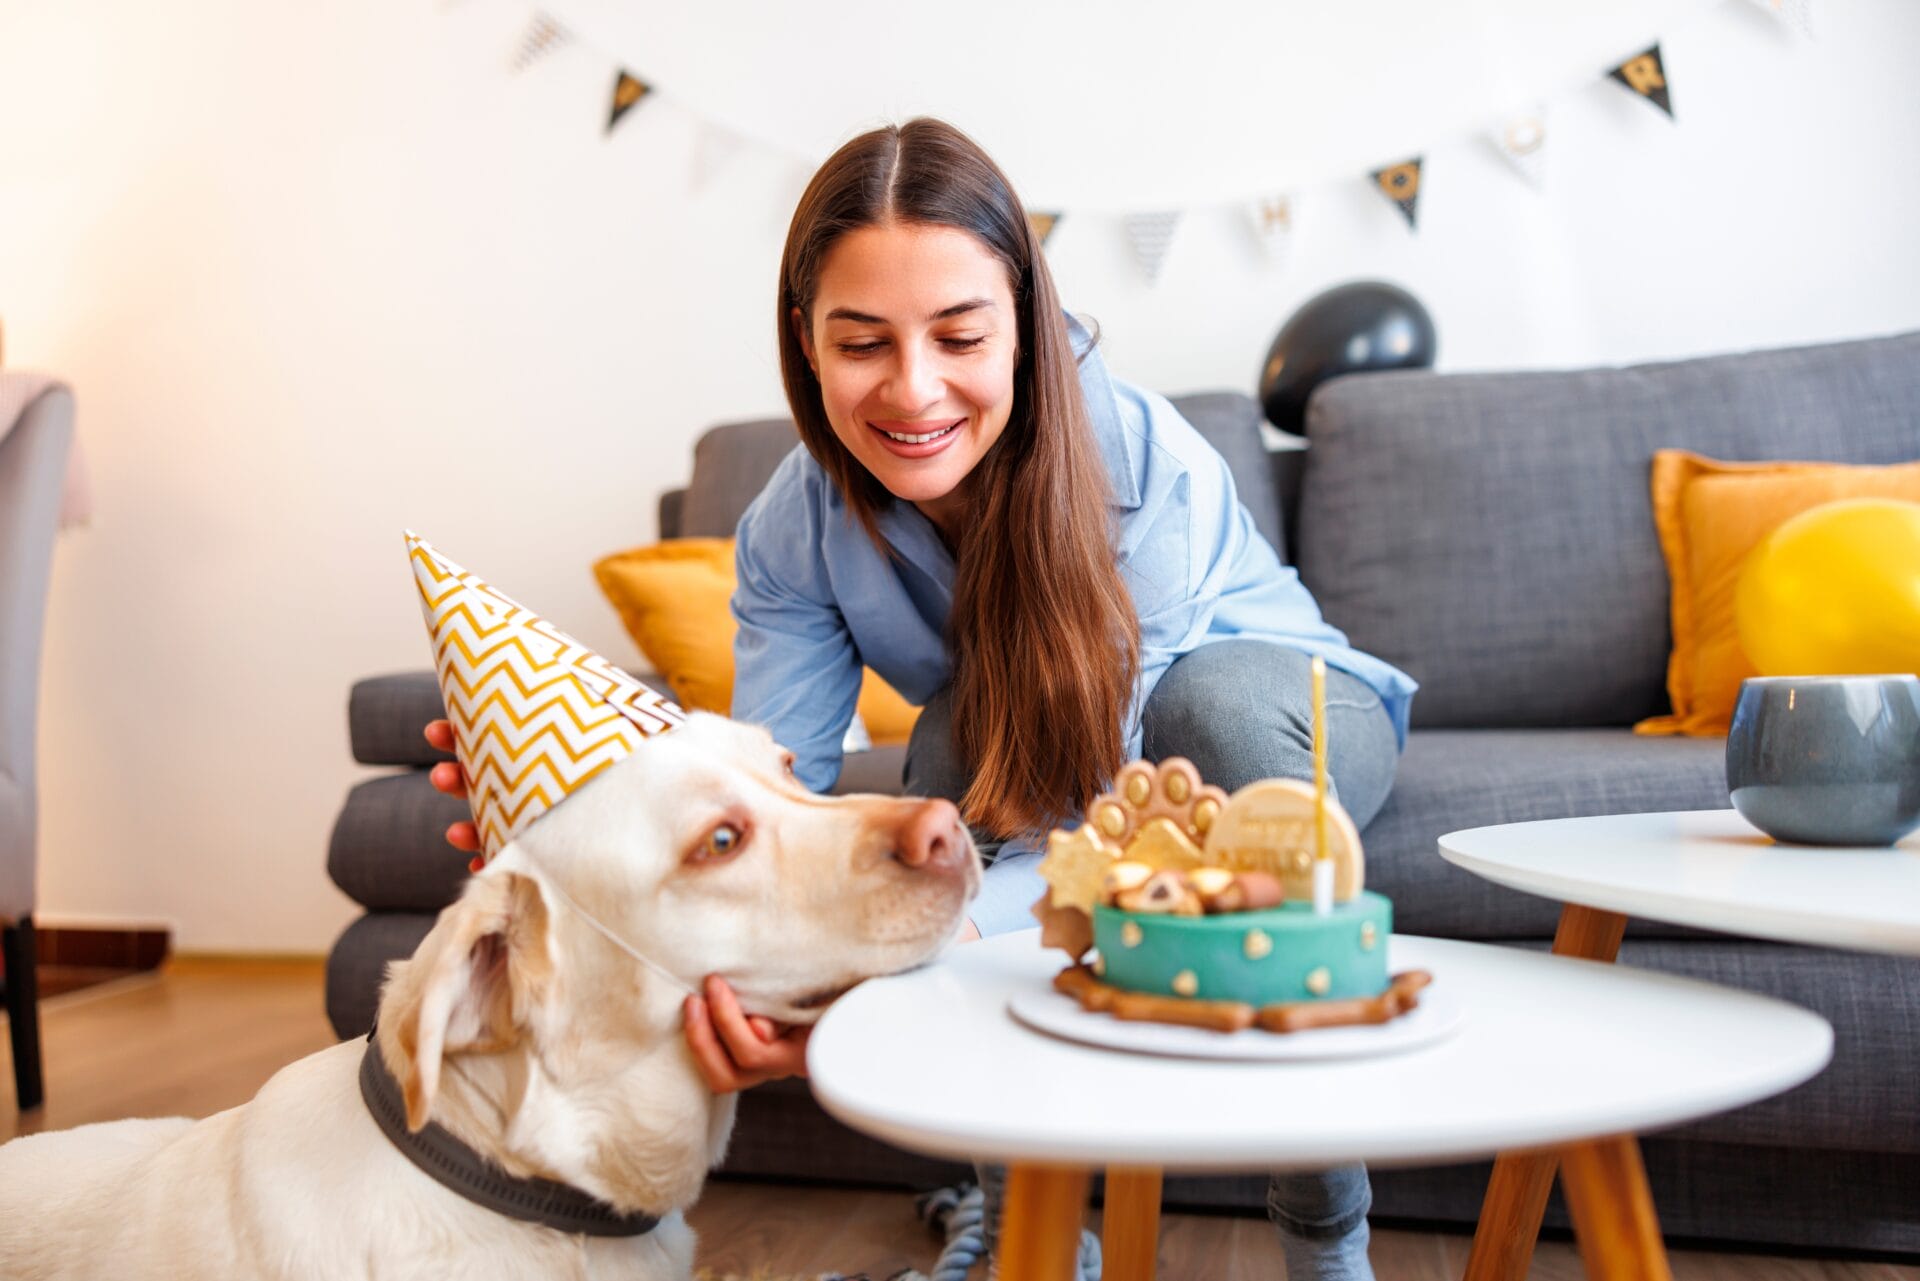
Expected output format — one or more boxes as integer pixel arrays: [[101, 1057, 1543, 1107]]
[[1101, 1166, 1163, 1281], [1463, 904, 1631, 1281], [999, 1163, 1092, 1281], [1560, 1134, 1673, 1281]]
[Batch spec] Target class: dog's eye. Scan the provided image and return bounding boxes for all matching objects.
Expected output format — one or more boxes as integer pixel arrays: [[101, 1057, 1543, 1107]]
[[695, 823, 744, 862], [781, 753, 797, 778]]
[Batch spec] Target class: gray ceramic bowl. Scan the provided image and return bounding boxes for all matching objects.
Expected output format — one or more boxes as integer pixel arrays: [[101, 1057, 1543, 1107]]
[[1726, 674, 1920, 846]]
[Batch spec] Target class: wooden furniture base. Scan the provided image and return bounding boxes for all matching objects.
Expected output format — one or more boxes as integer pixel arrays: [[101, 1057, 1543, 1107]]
[[1000, 1163, 1092, 1281], [1562, 1133, 1674, 1281], [1464, 903, 1650, 1281], [1101, 1166, 1164, 1281]]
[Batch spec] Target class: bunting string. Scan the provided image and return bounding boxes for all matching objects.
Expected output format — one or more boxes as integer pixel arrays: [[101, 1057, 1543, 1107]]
[[476, 2, 1807, 281]]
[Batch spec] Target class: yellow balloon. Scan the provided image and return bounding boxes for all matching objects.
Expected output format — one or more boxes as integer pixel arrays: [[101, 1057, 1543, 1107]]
[[1735, 498, 1920, 676]]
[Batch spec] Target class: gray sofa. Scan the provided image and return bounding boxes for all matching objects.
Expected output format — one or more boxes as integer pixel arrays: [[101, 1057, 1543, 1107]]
[[329, 331, 1920, 1253]]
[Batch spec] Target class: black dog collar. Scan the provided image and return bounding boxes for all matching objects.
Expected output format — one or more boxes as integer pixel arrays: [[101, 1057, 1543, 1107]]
[[358, 1031, 661, 1238]]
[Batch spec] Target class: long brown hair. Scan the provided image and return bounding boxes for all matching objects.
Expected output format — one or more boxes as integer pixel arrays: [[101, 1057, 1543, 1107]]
[[778, 118, 1139, 838]]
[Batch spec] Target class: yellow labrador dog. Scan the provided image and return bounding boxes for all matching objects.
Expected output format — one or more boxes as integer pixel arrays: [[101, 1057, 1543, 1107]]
[[0, 714, 979, 1279]]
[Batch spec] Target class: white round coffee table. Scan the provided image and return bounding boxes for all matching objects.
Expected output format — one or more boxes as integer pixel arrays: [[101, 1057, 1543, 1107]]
[[1436, 807, 1919, 1281], [1440, 808, 1920, 956], [807, 928, 1831, 1281]]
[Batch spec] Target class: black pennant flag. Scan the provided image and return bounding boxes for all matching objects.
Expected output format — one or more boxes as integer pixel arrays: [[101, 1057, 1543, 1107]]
[[607, 71, 652, 134], [1609, 44, 1675, 119], [1370, 158, 1423, 230]]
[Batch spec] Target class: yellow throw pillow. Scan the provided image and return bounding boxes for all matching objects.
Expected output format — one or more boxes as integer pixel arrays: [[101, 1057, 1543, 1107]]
[[1637, 451, 1920, 737], [592, 537, 921, 746]]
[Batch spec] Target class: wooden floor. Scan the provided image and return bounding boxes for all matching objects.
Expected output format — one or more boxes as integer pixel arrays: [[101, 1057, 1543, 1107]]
[[3, 960, 1914, 1280]]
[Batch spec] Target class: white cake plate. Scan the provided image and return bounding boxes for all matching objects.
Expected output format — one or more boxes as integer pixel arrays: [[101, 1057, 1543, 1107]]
[[1007, 979, 1464, 1062]]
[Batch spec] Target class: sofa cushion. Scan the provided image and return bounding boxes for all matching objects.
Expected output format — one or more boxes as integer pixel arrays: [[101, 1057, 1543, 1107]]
[[591, 537, 921, 745], [1297, 331, 1920, 728], [679, 419, 802, 539], [1367, 728, 1730, 939], [1639, 450, 1920, 737]]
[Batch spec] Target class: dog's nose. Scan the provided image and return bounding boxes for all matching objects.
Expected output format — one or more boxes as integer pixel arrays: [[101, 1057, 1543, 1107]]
[[894, 798, 966, 871]]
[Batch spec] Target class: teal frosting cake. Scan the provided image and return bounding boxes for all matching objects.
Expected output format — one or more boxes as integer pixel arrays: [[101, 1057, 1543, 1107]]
[[1093, 892, 1392, 1006]]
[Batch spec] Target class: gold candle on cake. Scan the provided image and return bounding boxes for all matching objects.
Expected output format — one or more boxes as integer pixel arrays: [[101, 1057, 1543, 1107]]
[[1311, 656, 1333, 916]]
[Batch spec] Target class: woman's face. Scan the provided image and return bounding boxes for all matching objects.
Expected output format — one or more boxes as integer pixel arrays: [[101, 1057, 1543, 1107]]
[[798, 221, 1018, 533]]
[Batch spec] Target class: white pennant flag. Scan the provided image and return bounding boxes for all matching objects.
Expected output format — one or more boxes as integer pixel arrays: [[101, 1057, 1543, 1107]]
[[1745, 0, 1814, 38], [1487, 107, 1549, 189], [1123, 211, 1181, 284], [690, 119, 747, 192], [1245, 196, 1294, 265], [508, 12, 570, 73]]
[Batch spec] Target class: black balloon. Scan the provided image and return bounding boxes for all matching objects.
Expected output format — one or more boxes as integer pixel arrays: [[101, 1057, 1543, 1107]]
[[1257, 281, 1437, 435]]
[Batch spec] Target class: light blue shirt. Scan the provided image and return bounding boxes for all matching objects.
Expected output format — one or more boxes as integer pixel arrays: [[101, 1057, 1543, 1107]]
[[731, 317, 1417, 936]]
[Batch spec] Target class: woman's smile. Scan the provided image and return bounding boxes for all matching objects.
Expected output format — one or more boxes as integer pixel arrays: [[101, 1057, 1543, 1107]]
[[868, 416, 965, 456]]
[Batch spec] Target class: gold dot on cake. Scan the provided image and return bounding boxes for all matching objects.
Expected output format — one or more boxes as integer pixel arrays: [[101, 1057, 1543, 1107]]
[[1360, 922, 1378, 951], [1193, 798, 1219, 834], [1120, 921, 1144, 948], [1171, 970, 1199, 997], [1098, 803, 1127, 838], [1305, 966, 1332, 996], [1243, 928, 1273, 960], [1165, 772, 1190, 804], [1093, 954, 1107, 977], [1126, 774, 1151, 806]]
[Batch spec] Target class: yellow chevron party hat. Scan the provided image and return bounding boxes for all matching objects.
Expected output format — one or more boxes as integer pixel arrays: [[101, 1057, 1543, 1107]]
[[406, 531, 687, 864]]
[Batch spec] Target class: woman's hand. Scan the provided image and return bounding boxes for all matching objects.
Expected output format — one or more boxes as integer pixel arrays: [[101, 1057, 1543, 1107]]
[[424, 720, 481, 854], [683, 976, 811, 1094]]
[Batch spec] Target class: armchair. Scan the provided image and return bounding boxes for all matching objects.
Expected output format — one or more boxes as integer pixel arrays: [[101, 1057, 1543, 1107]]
[[0, 381, 74, 1112]]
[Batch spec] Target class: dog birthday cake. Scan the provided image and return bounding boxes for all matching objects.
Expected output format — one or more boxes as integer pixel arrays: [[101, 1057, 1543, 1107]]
[[1035, 665, 1430, 1034]]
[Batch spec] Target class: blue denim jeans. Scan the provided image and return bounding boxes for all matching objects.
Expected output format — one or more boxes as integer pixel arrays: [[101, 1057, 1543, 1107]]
[[906, 639, 1401, 1270]]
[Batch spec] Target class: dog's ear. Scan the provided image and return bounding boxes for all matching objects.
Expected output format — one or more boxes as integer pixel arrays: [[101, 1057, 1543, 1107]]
[[387, 869, 553, 1131]]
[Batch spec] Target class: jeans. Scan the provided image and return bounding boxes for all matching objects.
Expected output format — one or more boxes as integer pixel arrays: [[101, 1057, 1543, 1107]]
[[905, 639, 1400, 1264]]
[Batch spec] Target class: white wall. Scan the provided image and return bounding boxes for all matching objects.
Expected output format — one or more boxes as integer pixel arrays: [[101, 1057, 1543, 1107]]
[[2, 0, 1916, 951]]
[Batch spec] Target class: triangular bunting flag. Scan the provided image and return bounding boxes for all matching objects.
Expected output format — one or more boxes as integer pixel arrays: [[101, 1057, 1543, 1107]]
[[1487, 108, 1548, 188], [1609, 44, 1675, 119], [1370, 159, 1423, 230], [406, 532, 686, 863], [690, 119, 747, 192], [508, 12, 569, 73], [607, 70, 652, 134], [1028, 211, 1061, 247], [1123, 211, 1181, 284], [1245, 196, 1294, 264], [1745, 0, 1814, 38]]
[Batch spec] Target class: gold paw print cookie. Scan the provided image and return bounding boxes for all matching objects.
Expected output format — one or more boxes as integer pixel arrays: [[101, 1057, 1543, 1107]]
[[1203, 778, 1365, 903], [1086, 758, 1230, 872]]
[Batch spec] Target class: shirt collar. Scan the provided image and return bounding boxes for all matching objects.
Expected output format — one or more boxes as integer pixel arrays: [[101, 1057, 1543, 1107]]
[[1065, 312, 1143, 511]]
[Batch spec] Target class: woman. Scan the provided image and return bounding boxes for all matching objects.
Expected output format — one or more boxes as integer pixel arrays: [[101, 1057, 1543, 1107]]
[[432, 117, 1415, 1278]]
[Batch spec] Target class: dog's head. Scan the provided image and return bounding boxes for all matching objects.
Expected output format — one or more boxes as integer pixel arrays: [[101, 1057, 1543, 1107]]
[[381, 712, 980, 1132]]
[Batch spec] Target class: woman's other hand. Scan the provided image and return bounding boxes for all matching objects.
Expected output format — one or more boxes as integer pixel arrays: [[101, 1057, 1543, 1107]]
[[683, 976, 812, 1094], [424, 720, 481, 854]]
